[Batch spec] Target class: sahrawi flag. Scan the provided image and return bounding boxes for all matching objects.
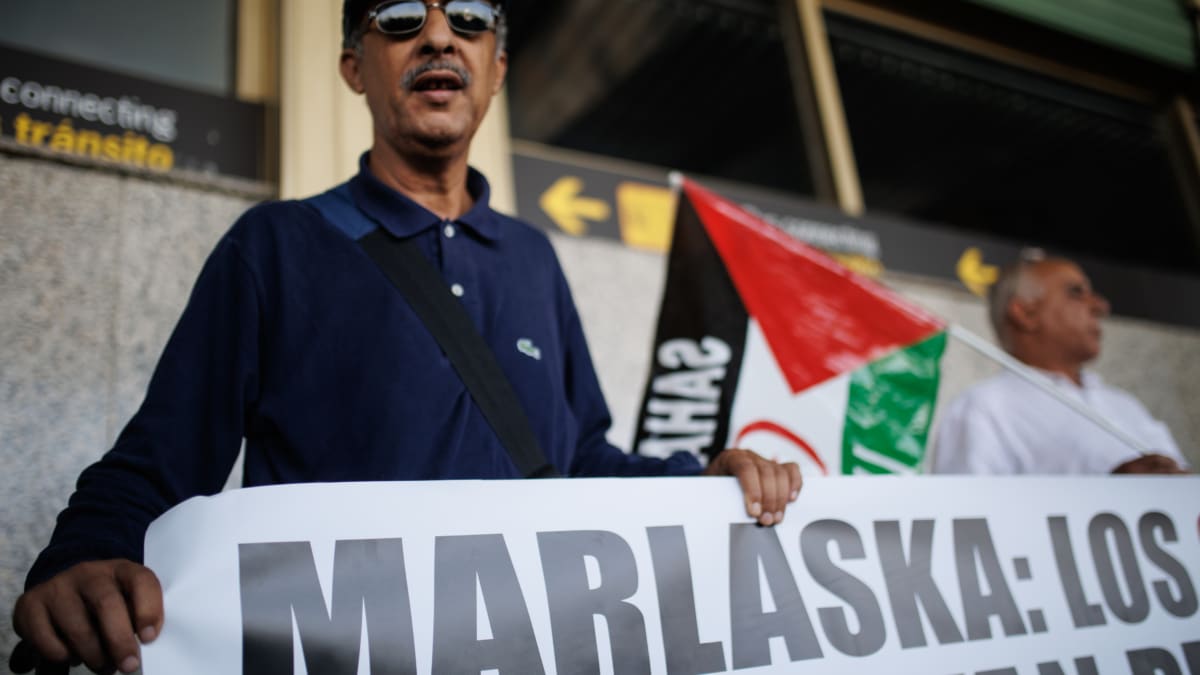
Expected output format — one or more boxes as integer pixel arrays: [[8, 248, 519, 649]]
[[633, 178, 947, 475]]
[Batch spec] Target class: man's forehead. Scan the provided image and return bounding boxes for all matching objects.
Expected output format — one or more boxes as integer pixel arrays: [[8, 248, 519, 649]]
[[1033, 259, 1090, 288]]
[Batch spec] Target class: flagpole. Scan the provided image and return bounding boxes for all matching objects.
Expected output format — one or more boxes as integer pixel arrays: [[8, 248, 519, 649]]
[[947, 324, 1150, 455]]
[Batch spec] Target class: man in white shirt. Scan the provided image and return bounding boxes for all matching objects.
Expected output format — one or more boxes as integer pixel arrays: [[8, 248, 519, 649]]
[[933, 252, 1188, 475]]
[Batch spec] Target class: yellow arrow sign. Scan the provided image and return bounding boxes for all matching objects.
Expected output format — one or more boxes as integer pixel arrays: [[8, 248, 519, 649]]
[[956, 247, 998, 297], [539, 176, 611, 236]]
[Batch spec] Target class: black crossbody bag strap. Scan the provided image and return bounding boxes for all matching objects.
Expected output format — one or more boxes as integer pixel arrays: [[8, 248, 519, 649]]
[[307, 188, 559, 479]]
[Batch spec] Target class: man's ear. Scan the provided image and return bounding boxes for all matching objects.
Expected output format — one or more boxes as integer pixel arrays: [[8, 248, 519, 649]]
[[1007, 297, 1040, 333], [340, 49, 366, 93]]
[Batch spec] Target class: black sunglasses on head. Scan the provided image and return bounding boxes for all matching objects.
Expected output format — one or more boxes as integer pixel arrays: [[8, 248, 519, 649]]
[[367, 0, 501, 37]]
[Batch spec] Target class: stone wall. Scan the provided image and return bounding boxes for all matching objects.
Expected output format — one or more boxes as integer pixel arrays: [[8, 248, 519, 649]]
[[0, 154, 256, 661]]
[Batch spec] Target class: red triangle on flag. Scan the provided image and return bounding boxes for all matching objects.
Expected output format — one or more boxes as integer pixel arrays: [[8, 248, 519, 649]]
[[683, 179, 944, 394]]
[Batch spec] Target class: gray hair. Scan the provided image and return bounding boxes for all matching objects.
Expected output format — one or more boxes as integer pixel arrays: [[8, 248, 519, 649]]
[[987, 248, 1046, 350]]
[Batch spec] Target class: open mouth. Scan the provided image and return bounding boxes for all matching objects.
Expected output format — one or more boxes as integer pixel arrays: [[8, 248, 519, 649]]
[[412, 71, 465, 92]]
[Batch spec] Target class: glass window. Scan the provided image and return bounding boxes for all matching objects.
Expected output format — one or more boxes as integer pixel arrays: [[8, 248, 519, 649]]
[[826, 11, 1197, 272], [507, 0, 815, 198], [0, 0, 235, 95]]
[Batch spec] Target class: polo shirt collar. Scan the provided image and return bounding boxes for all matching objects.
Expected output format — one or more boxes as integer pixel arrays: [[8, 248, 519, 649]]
[[347, 152, 501, 241]]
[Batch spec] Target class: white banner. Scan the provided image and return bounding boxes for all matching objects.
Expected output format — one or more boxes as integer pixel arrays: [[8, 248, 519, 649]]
[[143, 477, 1200, 674]]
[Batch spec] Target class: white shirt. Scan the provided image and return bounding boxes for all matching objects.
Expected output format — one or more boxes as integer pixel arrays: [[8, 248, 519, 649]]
[[932, 369, 1185, 474]]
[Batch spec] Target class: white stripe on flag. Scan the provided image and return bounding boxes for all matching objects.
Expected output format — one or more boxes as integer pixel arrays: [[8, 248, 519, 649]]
[[729, 320, 851, 474], [850, 444, 918, 475]]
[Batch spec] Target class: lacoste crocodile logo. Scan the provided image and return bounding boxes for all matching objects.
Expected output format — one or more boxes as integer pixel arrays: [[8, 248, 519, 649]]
[[517, 338, 541, 360]]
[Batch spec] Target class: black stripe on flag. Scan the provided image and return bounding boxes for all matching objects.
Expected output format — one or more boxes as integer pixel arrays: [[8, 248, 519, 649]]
[[632, 191, 748, 464]]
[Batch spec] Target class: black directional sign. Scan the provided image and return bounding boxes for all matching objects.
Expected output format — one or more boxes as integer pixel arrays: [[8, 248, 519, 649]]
[[1, 45, 264, 180], [512, 143, 1200, 329]]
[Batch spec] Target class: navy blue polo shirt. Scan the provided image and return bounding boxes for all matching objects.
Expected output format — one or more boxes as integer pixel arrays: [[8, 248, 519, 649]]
[[28, 156, 700, 586]]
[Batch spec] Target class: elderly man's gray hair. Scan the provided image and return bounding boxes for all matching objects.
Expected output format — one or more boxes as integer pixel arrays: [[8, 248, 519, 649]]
[[987, 248, 1047, 350]]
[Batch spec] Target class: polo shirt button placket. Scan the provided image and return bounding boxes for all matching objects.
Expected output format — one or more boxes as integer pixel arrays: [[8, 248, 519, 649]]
[[443, 220, 464, 298]]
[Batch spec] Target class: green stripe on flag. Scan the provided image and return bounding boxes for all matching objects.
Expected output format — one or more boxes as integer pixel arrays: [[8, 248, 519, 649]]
[[840, 332, 947, 474]]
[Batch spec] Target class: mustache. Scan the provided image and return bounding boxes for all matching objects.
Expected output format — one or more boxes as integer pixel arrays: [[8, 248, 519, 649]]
[[401, 60, 472, 90]]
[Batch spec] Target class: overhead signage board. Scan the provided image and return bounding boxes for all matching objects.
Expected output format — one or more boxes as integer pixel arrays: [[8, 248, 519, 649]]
[[0, 45, 265, 181], [512, 144, 1200, 329], [143, 477, 1200, 674]]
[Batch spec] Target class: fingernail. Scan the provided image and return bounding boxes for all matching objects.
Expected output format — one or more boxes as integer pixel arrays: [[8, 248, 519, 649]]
[[790, 490, 799, 501], [760, 512, 775, 526], [121, 655, 140, 673], [749, 501, 762, 517], [140, 626, 157, 642], [775, 511, 785, 523]]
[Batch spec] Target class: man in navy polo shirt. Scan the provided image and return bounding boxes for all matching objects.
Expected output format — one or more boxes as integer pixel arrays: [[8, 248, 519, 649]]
[[11, 2, 801, 673]]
